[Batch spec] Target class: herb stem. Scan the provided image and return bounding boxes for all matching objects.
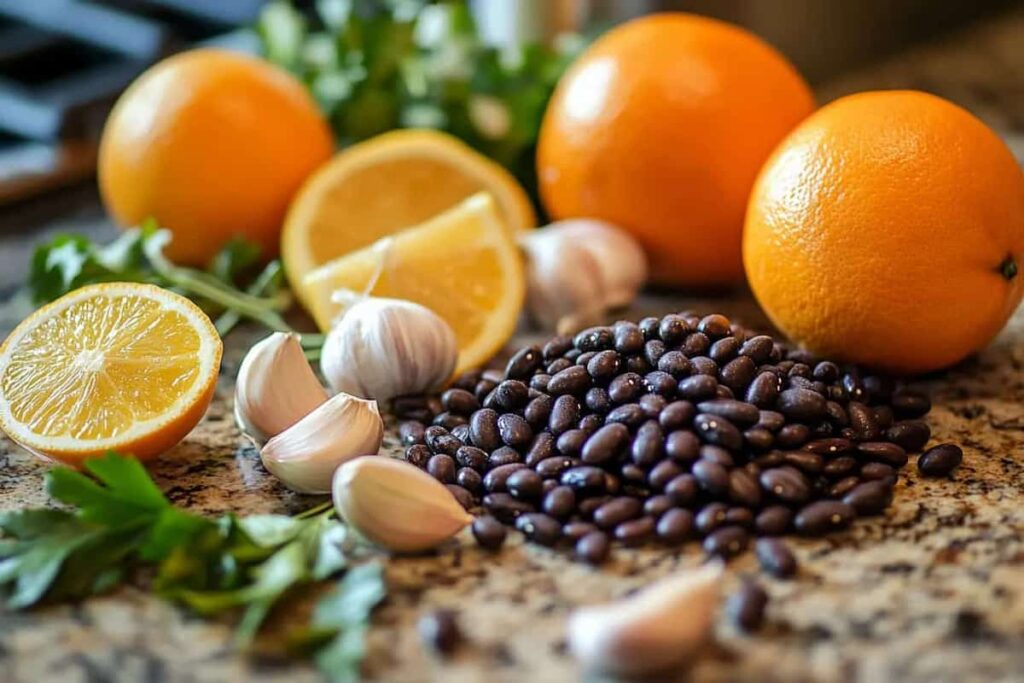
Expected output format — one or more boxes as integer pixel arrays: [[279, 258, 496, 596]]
[[216, 261, 286, 336]]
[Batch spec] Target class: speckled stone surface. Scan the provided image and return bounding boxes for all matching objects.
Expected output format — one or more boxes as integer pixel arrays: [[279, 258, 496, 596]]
[[1, 289, 1023, 683]]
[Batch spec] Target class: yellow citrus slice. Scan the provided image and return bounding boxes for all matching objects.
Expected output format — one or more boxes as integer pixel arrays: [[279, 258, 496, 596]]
[[282, 129, 535, 308], [302, 193, 524, 374], [0, 283, 223, 465]]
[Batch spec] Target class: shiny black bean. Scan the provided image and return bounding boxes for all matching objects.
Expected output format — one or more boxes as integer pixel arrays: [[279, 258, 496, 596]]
[[803, 438, 854, 456], [563, 521, 598, 541], [605, 403, 646, 428], [697, 313, 731, 338], [703, 525, 749, 559], [530, 374, 551, 393], [755, 505, 793, 535], [782, 451, 824, 474], [812, 361, 840, 382], [662, 430, 698, 463], [777, 388, 827, 422], [455, 465, 482, 493], [690, 356, 719, 377], [425, 426, 461, 456], [523, 395, 553, 431], [847, 401, 880, 440], [917, 443, 963, 477], [643, 371, 677, 398], [631, 421, 665, 466], [622, 462, 647, 484], [823, 456, 858, 478], [709, 336, 740, 363], [649, 460, 685, 491], [547, 365, 592, 396], [700, 445, 734, 467], [544, 395, 578, 436], [682, 331, 710, 357], [483, 463, 526, 493], [652, 508, 691, 545], [694, 413, 743, 451], [885, 420, 931, 452], [677, 375, 718, 401], [891, 389, 931, 418], [579, 423, 629, 465], [644, 495, 674, 518], [643, 340, 667, 367], [488, 447, 522, 467], [400, 421, 427, 446], [556, 429, 588, 457], [506, 468, 543, 500], [728, 468, 762, 507], [756, 410, 785, 432], [657, 314, 689, 344], [856, 441, 908, 467], [824, 401, 849, 427], [657, 351, 692, 379], [484, 380, 528, 412], [720, 356, 757, 394], [593, 497, 643, 529], [793, 500, 856, 536], [692, 459, 729, 496], [441, 388, 480, 416], [738, 335, 773, 363], [664, 472, 699, 505], [496, 414, 532, 448], [535, 455, 576, 479], [482, 493, 534, 523], [827, 476, 860, 498], [614, 516, 656, 546], [659, 401, 696, 430], [860, 462, 897, 482], [608, 372, 645, 403], [576, 531, 611, 564], [695, 502, 729, 535], [614, 322, 645, 354], [427, 454, 456, 484], [626, 356, 652, 374], [505, 345, 542, 380], [760, 466, 811, 504], [524, 432, 555, 467], [756, 537, 797, 578], [542, 335, 572, 360], [469, 409, 502, 451], [515, 513, 562, 546], [446, 484, 474, 510], [542, 486, 576, 520], [841, 371, 867, 402], [582, 387, 610, 414], [405, 444, 431, 469], [637, 393, 667, 418], [776, 423, 811, 448], [727, 581, 768, 631], [451, 370, 481, 392], [471, 516, 507, 550], [842, 480, 893, 515], [560, 466, 608, 494], [743, 427, 774, 451], [586, 350, 621, 380], [573, 326, 614, 351], [696, 399, 760, 426], [545, 359, 571, 376], [745, 371, 780, 408]]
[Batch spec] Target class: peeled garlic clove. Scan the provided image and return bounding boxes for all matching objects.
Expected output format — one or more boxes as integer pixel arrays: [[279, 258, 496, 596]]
[[332, 456, 472, 553], [234, 332, 328, 445], [519, 220, 648, 335], [260, 392, 383, 494], [567, 561, 723, 676], [320, 297, 457, 404]]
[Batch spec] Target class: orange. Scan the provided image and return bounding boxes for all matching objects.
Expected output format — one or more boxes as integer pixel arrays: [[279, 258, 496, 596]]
[[282, 129, 534, 309], [0, 283, 223, 464], [537, 13, 814, 286], [744, 90, 1024, 374], [99, 49, 334, 266]]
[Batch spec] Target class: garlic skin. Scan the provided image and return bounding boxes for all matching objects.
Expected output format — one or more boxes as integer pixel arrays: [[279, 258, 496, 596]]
[[260, 392, 383, 494], [320, 297, 457, 403], [332, 456, 472, 553], [567, 561, 723, 676], [234, 332, 329, 444], [520, 219, 648, 335]]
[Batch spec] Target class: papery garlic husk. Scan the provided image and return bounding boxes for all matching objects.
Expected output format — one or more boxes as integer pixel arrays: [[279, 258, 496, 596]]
[[567, 561, 723, 676], [332, 456, 472, 553], [260, 392, 383, 494], [320, 297, 457, 403], [520, 219, 648, 335], [234, 332, 329, 445]]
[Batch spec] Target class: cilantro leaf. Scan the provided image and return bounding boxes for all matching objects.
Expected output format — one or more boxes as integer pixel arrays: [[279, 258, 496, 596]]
[[311, 562, 386, 683]]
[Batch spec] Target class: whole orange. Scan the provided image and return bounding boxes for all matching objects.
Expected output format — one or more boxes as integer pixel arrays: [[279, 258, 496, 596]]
[[99, 49, 334, 265], [744, 90, 1024, 374], [537, 13, 814, 286]]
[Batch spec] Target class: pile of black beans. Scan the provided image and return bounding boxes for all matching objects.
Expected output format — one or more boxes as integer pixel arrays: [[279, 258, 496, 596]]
[[396, 312, 957, 567]]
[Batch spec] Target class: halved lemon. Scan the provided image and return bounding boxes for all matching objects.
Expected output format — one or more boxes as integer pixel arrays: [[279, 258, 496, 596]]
[[282, 129, 535, 308], [302, 193, 524, 374], [0, 283, 223, 464]]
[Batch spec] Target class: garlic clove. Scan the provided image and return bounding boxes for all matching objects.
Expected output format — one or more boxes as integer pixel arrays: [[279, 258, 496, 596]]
[[332, 456, 472, 553], [260, 391, 383, 494], [555, 219, 648, 309], [234, 332, 329, 445], [320, 297, 457, 404], [567, 561, 723, 676]]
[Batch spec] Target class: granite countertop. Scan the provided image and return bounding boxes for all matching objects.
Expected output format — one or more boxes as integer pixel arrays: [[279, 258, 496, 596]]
[[2, 10, 1024, 683]]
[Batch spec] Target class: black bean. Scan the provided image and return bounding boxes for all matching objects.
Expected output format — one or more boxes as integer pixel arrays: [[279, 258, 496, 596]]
[[803, 438, 854, 456], [505, 345, 543, 380], [696, 399, 760, 426], [602, 404, 642, 429], [721, 356, 757, 394], [586, 350, 621, 381], [847, 401, 880, 441], [483, 493, 534, 523], [823, 456, 858, 478], [530, 373, 552, 393], [441, 388, 480, 416], [842, 480, 893, 515], [469, 409, 502, 451], [578, 496, 612, 520], [614, 322, 645, 354], [560, 466, 608, 494], [419, 609, 462, 655], [873, 405, 894, 429], [400, 421, 427, 446], [677, 375, 718, 401], [755, 506, 793, 535], [649, 460, 685, 491], [782, 451, 824, 474], [541, 395, 576, 436], [657, 351, 692, 379], [659, 401, 696, 430], [700, 445, 735, 467], [593, 497, 643, 529], [697, 313, 731, 338], [631, 420, 665, 466], [643, 371, 677, 397], [655, 314, 688, 344], [811, 361, 839, 382], [546, 359, 571, 375], [576, 388, 607, 415], [743, 427, 774, 451], [642, 340, 666, 368], [614, 516, 655, 546], [703, 525, 749, 559], [709, 336, 740, 363], [556, 429, 588, 457], [576, 531, 611, 564], [776, 423, 810, 448], [760, 467, 811, 504], [794, 501, 856, 535], [580, 423, 630, 464], [451, 424, 471, 443], [917, 443, 963, 477], [739, 335, 774, 363], [451, 370, 481, 392], [828, 476, 860, 498], [644, 495, 674, 518], [547, 365, 592, 396], [860, 462, 897, 482], [405, 444, 431, 469], [695, 502, 729, 535], [608, 372, 645, 403], [446, 484, 474, 510], [756, 538, 797, 578], [524, 432, 555, 467], [515, 513, 562, 546], [543, 335, 572, 360], [682, 331, 711, 357], [727, 581, 768, 631], [563, 521, 598, 541], [777, 388, 827, 422], [489, 446, 522, 467], [664, 430, 700, 463], [841, 371, 867, 402], [485, 380, 529, 412], [573, 326, 614, 351], [745, 371, 780, 408], [626, 356, 651, 374], [692, 459, 729, 496], [661, 473, 696, 506], [535, 456, 575, 479], [455, 465, 483, 493], [542, 486, 576, 520], [638, 393, 667, 418], [891, 389, 931, 418], [694, 413, 743, 451], [425, 426, 460, 456], [483, 463, 526, 492], [427, 454, 456, 484], [885, 420, 931, 452], [856, 441, 908, 467], [507, 468, 544, 500], [656, 508, 694, 544], [523, 395, 553, 430], [756, 410, 785, 432], [728, 468, 762, 507], [690, 356, 719, 377], [471, 516, 507, 550]]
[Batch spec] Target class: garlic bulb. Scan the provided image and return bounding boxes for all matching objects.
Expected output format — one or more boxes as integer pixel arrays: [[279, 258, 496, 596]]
[[260, 392, 383, 494], [520, 219, 648, 335], [567, 561, 723, 676], [320, 297, 457, 403], [332, 456, 472, 553], [235, 332, 329, 444]]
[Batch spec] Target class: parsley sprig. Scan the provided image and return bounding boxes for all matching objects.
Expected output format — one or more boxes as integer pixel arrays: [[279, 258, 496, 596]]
[[0, 453, 385, 682]]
